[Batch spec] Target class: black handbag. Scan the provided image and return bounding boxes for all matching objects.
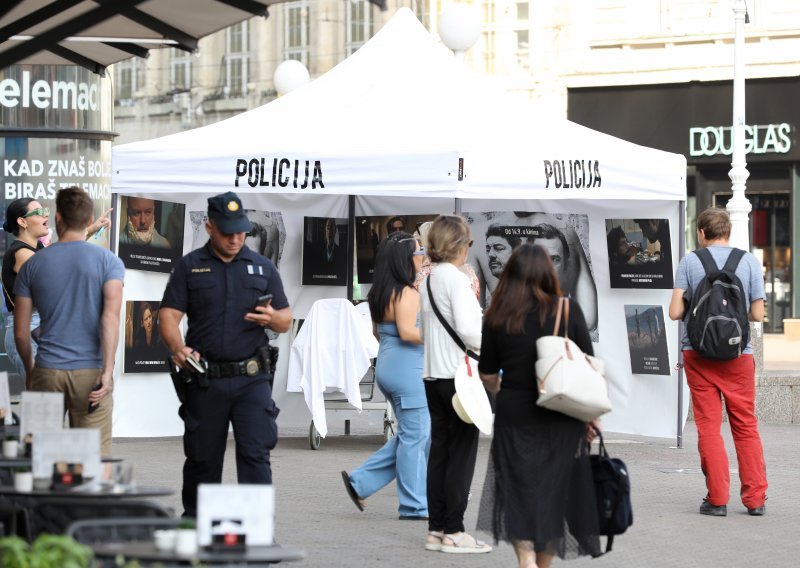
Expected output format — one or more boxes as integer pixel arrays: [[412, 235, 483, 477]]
[[589, 429, 633, 554]]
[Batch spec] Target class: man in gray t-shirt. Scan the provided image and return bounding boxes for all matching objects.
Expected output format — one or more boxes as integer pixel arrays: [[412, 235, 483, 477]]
[[14, 187, 124, 455], [668, 207, 767, 518]]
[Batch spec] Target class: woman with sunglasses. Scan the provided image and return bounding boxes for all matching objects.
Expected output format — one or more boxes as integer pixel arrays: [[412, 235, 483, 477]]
[[414, 220, 481, 300], [2, 199, 51, 381], [419, 215, 489, 554], [2, 199, 111, 383], [342, 231, 430, 520]]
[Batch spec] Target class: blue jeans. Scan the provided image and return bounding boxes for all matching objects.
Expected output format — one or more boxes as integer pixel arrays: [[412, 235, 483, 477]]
[[4, 312, 40, 382], [350, 391, 431, 517]]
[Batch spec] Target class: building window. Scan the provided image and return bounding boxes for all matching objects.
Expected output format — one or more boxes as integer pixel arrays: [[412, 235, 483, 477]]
[[515, 1, 528, 20], [170, 48, 192, 92], [346, 0, 374, 56], [284, 2, 310, 66], [225, 21, 249, 97], [515, 28, 529, 69], [482, 0, 495, 74], [114, 58, 141, 106]]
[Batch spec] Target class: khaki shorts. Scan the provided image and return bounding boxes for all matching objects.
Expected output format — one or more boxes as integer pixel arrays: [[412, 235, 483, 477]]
[[30, 367, 113, 456]]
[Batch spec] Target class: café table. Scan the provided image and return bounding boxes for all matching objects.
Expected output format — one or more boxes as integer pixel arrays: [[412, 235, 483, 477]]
[[90, 541, 306, 566], [0, 484, 173, 498], [0, 484, 175, 540]]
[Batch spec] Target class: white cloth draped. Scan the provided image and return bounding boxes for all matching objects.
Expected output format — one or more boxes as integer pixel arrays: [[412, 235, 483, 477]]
[[287, 299, 378, 437]]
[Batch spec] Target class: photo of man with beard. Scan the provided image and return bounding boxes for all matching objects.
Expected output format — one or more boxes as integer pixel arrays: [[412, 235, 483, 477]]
[[117, 196, 185, 274], [467, 211, 598, 339], [120, 197, 171, 248]]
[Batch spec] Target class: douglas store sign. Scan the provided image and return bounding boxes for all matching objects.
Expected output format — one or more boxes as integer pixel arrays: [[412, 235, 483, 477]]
[[689, 123, 793, 157]]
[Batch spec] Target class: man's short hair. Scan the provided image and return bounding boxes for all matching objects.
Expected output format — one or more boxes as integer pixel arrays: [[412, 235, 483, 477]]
[[56, 186, 93, 231], [696, 207, 731, 240], [532, 223, 570, 262], [485, 223, 522, 248]]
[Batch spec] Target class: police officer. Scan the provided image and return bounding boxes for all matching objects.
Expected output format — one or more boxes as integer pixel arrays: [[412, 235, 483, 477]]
[[159, 191, 291, 517]]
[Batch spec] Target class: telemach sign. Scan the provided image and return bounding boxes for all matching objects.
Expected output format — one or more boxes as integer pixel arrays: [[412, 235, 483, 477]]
[[0, 70, 99, 111]]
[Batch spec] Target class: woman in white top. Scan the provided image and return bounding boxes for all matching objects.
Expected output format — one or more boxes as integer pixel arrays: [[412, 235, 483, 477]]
[[419, 215, 490, 554]]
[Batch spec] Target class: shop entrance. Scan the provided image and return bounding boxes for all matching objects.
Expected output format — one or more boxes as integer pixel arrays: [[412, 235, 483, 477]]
[[714, 191, 792, 333]]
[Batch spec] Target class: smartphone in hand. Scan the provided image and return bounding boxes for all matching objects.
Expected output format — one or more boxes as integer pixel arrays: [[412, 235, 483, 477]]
[[254, 294, 272, 310], [88, 383, 102, 414], [186, 354, 206, 374]]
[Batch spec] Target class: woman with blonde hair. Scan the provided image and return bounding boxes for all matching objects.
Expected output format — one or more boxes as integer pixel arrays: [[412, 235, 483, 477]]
[[477, 243, 601, 568], [419, 215, 490, 554], [414, 220, 480, 299]]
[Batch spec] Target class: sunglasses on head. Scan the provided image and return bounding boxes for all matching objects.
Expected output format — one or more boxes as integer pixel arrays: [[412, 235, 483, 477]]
[[22, 207, 50, 218]]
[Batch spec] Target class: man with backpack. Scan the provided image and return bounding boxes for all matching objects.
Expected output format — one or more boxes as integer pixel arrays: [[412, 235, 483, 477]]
[[668, 207, 767, 517]]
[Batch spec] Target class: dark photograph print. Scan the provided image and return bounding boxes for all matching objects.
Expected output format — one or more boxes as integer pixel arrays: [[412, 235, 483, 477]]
[[302, 216, 349, 286], [117, 196, 185, 273], [624, 304, 670, 376], [355, 214, 438, 283], [605, 218, 674, 289], [464, 210, 599, 340], [124, 300, 170, 373]]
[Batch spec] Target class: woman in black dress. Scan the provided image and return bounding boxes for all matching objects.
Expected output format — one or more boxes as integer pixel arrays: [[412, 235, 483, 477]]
[[476, 243, 601, 568]]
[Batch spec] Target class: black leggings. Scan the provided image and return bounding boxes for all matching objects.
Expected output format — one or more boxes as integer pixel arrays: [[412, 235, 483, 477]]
[[424, 379, 480, 534]]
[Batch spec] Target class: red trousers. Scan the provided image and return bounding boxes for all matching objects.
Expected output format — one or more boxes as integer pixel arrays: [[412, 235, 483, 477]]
[[683, 351, 768, 509]]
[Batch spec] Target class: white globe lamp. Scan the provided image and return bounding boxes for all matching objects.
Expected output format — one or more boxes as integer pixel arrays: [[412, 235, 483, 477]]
[[273, 60, 310, 96], [438, 4, 480, 58]]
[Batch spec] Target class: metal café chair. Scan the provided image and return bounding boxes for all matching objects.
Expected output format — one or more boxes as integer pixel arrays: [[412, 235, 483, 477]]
[[28, 497, 172, 539], [67, 517, 182, 544]]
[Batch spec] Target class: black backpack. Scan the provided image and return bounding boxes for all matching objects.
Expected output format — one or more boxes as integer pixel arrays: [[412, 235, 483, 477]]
[[590, 431, 633, 554], [686, 247, 749, 360]]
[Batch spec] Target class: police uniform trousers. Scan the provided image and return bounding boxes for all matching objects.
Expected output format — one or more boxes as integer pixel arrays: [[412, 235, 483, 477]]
[[180, 372, 279, 517]]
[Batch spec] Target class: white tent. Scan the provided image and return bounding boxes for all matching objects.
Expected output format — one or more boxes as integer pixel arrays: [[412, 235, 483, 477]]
[[112, 9, 688, 440]]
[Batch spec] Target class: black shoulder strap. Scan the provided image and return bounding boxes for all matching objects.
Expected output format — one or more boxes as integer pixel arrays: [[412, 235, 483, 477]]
[[694, 247, 718, 278], [721, 248, 746, 274], [425, 274, 479, 360]]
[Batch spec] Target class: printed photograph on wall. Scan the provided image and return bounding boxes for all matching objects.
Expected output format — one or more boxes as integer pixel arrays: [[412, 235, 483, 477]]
[[605, 218, 673, 289], [355, 214, 438, 283], [189, 210, 286, 267], [124, 300, 170, 373], [464, 211, 599, 340], [624, 304, 670, 376], [301, 216, 349, 286], [117, 196, 185, 273]]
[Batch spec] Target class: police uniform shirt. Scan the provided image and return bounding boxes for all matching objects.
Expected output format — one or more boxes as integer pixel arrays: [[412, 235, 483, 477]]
[[161, 242, 289, 362]]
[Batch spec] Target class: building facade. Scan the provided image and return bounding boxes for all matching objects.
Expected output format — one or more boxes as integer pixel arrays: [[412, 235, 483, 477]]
[[559, 0, 800, 333], [110, 0, 800, 331]]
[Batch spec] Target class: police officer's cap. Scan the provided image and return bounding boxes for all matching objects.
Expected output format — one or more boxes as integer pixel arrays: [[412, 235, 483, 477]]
[[207, 192, 252, 234]]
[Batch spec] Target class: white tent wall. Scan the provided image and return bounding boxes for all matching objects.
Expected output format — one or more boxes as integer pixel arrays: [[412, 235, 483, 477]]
[[110, 9, 689, 439], [112, 192, 350, 437], [461, 198, 688, 439]]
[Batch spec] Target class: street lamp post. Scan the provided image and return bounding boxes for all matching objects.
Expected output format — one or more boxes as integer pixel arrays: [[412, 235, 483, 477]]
[[727, 0, 751, 250]]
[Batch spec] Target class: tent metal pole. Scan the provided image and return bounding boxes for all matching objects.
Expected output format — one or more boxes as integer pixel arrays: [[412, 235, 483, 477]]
[[347, 195, 356, 301], [110, 192, 119, 255], [454, 197, 462, 215], [677, 199, 686, 449]]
